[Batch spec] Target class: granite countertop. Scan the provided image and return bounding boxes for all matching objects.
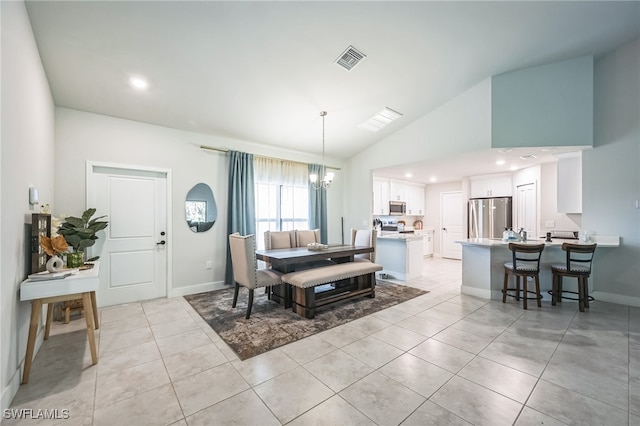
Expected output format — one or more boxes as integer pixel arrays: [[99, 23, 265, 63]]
[[456, 236, 619, 247], [378, 232, 424, 241]]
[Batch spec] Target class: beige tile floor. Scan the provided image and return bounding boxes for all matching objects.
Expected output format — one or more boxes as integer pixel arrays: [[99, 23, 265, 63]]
[[7, 257, 639, 425]]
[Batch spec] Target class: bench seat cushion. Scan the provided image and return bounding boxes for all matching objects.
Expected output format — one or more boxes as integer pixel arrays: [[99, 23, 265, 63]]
[[282, 262, 383, 288]]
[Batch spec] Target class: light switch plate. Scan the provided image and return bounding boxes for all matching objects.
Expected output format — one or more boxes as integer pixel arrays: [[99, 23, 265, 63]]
[[545, 220, 555, 228]]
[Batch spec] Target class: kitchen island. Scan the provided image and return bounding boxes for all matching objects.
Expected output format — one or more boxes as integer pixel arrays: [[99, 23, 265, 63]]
[[456, 237, 619, 300], [376, 232, 424, 280]]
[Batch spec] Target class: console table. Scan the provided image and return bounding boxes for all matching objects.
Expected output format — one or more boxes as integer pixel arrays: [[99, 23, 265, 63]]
[[20, 262, 100, 384]]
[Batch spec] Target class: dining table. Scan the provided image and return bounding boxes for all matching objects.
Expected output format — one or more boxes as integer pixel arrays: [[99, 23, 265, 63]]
[[255, 244, 374, 308]]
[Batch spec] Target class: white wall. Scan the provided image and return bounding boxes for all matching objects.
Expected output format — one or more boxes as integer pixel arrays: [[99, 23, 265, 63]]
[[1, 0, 56, 412], [55, 108, 344, 295], [343, 78, 492, 234], [585, 39, 640, 304]]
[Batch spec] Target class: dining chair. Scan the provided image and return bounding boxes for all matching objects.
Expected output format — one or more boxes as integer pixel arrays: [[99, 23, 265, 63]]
[[264, 230, 296, 250], [351, 228, 377, 263], [551, 243, 597, 312], [295, 229, 321, 247], [228, 233, 283, 319], [503, 243, 545, 309]]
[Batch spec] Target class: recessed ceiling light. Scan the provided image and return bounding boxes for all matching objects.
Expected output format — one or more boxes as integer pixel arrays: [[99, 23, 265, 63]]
[[129, 76, 149, 90], [430, 177, 437, 183], [496, 160, 506, 165], [519, 154, 537, 160], [509, 165, 518, 171], [498, 149, 513, 153], [405, 173, 413, 178]]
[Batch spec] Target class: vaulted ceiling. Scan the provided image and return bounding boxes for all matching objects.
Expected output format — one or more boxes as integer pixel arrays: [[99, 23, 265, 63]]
[[25, 1, 640, 181]]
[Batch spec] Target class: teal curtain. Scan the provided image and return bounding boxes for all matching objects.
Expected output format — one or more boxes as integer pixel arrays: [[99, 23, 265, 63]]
[[308, 163, 328, 243], [225, 151, 256, 285]]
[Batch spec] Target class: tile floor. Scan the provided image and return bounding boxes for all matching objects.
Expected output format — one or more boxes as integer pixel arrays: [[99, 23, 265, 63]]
[[7, 257, 639, 425]]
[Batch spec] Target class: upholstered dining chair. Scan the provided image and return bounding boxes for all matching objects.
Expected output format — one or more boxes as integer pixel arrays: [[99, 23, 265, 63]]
[[503, 243, 545, 309], [228, 233, 283, 319], [295, 229, 321, 247], [351, 228, 377, 263], [551, 243, 597, 312], [264, 230, 296, 250]]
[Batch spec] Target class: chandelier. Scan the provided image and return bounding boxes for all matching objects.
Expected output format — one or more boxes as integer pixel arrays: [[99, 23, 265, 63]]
[[309, 111, 334, 189]]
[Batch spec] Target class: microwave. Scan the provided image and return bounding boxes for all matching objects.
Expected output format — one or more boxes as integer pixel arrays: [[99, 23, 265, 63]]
[[389, 201, 406, 215]]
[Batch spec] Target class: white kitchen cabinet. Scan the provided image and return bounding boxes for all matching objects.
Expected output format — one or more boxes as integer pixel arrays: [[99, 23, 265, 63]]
[[373, 177, 390, 215], [405, 185, 425, 215], [470, 176, 512, 198], [557, 152, 582, 213], [389, 181, 407, 202], [422, 230, 434, 257]]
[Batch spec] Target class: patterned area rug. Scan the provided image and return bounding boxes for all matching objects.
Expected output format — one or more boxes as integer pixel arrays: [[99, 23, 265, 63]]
[[184, 281, 428, 360]]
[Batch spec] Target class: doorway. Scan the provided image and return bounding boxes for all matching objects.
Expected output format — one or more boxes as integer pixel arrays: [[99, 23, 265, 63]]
[[516, 182, 537, 238], [87, 163, 171, 307], [441, 191, 463, 260]]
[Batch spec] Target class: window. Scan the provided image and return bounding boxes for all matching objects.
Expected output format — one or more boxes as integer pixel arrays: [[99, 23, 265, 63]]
[[254, 158, 309, 249]]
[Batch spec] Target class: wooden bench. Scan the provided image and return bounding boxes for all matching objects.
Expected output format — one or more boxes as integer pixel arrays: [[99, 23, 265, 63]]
[[281, 262, 383, 319]]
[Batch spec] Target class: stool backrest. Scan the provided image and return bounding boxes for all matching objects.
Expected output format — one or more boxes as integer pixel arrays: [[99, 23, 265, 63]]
[[561, 243, 597, 273], [508, 243, 545, 272]]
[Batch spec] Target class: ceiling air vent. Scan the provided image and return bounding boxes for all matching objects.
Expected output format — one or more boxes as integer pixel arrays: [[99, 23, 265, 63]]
[[336, 46, 366, 71]]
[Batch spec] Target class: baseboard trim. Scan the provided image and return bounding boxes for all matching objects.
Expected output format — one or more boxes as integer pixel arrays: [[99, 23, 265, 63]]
[[461, 285, 492, 299], [1, 367, 22, 417], [591, 291, 640, 307], [170, 281, 227, 298]]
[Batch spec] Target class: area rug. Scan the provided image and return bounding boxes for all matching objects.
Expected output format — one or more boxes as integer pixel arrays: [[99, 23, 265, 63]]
[[184, 281, 428, 360]]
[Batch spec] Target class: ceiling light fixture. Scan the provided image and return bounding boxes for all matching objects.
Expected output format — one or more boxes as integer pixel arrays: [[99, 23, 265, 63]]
[[519, 154, 537, 160], [496, 160, 506, 165], [129, 76, 148, 90], [358, 107, 403, 132], [309, 111, 334, 190], [405, 173, 413, 178]]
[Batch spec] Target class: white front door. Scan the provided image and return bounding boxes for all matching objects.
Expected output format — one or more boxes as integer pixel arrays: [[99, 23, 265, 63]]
[[441, 191, 463, 260], [88, 164, 169, 307]]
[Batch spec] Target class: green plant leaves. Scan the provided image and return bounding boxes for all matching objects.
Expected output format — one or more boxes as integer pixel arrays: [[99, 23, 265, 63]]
[[58, 208, 108, 252]]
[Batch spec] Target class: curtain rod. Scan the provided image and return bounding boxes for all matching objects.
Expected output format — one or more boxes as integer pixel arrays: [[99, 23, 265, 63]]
[[199, 145, 341, 171]]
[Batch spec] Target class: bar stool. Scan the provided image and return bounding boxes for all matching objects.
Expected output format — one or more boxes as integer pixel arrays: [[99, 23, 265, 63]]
[[503, 243, 545, 309], [551, 243, 597, 312]]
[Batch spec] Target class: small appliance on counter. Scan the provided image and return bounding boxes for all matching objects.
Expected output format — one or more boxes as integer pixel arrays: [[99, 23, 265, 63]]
[[413, 220, 423, 230]]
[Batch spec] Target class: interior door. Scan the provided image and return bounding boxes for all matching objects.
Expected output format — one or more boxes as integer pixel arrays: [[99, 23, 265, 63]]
[[516, 183, 537, 237], [88, 164, 169, 307], [441, 191, 463, 260]]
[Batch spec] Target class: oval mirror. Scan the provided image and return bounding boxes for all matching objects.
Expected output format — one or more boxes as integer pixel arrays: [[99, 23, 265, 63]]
[[185, 183, 217, 233]]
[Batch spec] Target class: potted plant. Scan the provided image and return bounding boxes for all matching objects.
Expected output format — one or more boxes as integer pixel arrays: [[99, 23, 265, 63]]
[[58, 208, 109, 267]]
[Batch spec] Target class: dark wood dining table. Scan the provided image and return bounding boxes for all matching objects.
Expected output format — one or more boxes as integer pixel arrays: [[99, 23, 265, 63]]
[[255, 244, 374, 307]]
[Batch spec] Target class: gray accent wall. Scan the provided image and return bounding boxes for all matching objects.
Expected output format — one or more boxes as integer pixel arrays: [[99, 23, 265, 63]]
[[492, 55, 594, 148], [585, 39, 640, 302]]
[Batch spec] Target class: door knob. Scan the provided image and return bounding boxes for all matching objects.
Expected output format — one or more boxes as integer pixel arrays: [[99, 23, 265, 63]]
[[156, 240, 166, 245]]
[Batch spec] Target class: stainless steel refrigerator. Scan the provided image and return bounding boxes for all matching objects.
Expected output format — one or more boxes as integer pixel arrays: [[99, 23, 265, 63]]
[[468, 197, 512, 238]]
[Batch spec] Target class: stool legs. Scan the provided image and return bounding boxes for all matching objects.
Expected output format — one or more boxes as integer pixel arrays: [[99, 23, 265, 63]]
[[535, 275, 542, 308]]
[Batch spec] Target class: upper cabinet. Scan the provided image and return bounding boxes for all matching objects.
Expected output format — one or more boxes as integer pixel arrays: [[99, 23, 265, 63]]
[[405, 185, 425, 215], [373, 177, 425, 216], [470, 175, 512, 198], [373, 177, 390, 215], [556, 152, 582, 213]]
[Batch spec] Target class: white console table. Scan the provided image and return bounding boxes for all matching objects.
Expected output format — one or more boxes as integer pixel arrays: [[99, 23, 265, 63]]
[[20, 262, 100, 384]]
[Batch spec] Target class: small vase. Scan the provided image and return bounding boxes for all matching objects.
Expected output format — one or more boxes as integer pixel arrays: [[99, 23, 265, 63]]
[[46, 255, 64, 273], [66, 252, 84, 268]]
